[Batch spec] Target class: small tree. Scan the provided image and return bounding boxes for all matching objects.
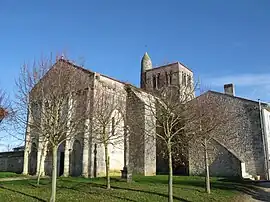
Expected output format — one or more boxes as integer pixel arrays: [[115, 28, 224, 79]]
[[15, 58, 89, 202], [128, 83, 196, 202], [91, 81, 125, 189], [188, 90, 235, 194]]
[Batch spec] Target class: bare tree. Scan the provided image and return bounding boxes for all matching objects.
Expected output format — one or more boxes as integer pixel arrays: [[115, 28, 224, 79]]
[[127, 82, 196, 202], [91, 80, 126, 189], [15, 58, 89, 202], [188, 89, 236, 194], [0, 89, 14, 141], [14, 59, 51, 142]]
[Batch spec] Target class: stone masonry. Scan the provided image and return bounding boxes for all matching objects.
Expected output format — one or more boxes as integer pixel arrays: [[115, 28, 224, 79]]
[[189, 90, 267, 179]]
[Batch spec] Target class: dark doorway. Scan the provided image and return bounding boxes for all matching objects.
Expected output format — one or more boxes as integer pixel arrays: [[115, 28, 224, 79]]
[[59, 152, 64, 176]]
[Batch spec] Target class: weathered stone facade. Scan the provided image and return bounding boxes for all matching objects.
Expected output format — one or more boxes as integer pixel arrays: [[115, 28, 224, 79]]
[[189, 90, 268, 179]]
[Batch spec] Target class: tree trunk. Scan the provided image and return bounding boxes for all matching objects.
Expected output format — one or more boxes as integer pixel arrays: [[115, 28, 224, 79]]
[[50, 146, 58, 202], [168, 142, 173, 202], [104, 143, 110, 189], [37, 146, 45, 185], [37, 162, 42, 185], [23, 149, 29, 175], [204, 138, 211, 194]]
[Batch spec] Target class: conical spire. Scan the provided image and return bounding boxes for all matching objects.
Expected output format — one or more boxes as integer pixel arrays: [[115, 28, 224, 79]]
[[141, 52, 152, 73]]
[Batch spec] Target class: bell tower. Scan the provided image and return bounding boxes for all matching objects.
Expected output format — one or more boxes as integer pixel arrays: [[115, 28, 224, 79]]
[[140, 52, 152, 89]]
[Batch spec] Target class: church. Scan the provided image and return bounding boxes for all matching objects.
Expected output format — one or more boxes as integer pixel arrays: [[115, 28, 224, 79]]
[[21, 53, 193, 178], [0, 53, 269, 180]]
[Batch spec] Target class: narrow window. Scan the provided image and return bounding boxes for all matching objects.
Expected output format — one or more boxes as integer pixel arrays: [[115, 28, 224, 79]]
[[153, 75, 156, 89], [182, 73, 186, 86], [111, 117, 115, 136], [187, 75, 192, 87], [157, 73, 160, 89], [169, 71, 172, 85], [165, 73, 168, 86]]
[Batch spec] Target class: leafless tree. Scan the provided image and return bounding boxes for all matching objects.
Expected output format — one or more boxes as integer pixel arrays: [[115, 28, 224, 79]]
[[14, 58, 52, 185], [187, 88, 236, 194], [128, 82, 196, 202], [14, 58, 51, 142], [15, 58, 89, 202], [91, 80, 126, 189]]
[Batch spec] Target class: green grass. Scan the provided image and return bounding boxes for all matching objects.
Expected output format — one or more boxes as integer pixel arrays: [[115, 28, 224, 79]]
[[0, 172, 22, 178], [0, 175, 250, 202]]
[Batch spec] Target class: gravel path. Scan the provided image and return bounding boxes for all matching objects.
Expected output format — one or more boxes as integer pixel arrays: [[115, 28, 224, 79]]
[[0, 175, 48, 182]]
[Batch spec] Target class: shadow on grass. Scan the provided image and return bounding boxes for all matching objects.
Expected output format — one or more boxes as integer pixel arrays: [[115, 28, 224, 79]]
[[129, 175, 270, 201], [59, 179, 190, 202], [173, 178, 270, 202], [27, 180, 51, 188], [0, 185, 46, 202], [106, 176, 270, 202], [58, 182, 138, 202]]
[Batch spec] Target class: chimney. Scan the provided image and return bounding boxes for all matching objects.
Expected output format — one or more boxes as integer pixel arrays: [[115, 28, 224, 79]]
[[224, 83, 235, 96]]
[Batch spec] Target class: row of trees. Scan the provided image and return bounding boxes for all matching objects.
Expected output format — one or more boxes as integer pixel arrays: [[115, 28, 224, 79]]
[[13, 58, 127, 201], [1, 56, 233, 202]]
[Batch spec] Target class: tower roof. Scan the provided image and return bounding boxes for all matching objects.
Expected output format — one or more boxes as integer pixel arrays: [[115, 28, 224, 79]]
[[141, 52, 152, 72]]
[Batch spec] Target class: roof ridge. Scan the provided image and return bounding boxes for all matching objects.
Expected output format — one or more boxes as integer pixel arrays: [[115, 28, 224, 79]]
[[206, 90, 266, 104], [146, 61, 193, 72], [57, 59, 136, 87]]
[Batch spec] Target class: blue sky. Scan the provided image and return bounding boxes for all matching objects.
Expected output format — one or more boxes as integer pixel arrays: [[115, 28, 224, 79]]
[[0, 1, 270, 148]]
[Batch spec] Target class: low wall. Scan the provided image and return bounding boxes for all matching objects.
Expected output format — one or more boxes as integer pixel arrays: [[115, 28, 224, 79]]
[[0, 151, 24, 173]]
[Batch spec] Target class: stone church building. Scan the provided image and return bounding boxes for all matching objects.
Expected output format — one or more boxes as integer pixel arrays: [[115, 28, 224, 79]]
[[0, 53, 269, 180], [21, 53, 193, 178]]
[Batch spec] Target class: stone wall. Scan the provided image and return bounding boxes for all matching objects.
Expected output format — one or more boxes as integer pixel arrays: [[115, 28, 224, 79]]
[[0, 151, 24, 173], [126, 87, 146, 174], [189, 139, 241, 177], [126, 86, 156, 175], [189, 91, 266, 178]]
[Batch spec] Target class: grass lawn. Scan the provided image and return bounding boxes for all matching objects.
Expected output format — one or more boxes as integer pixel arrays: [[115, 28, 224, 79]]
[[0, 172, 22, 178], [0, 175, 250, 201]]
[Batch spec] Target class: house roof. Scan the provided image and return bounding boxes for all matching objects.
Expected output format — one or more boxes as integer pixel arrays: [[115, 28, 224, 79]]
[[200, 90, 268, 106]]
